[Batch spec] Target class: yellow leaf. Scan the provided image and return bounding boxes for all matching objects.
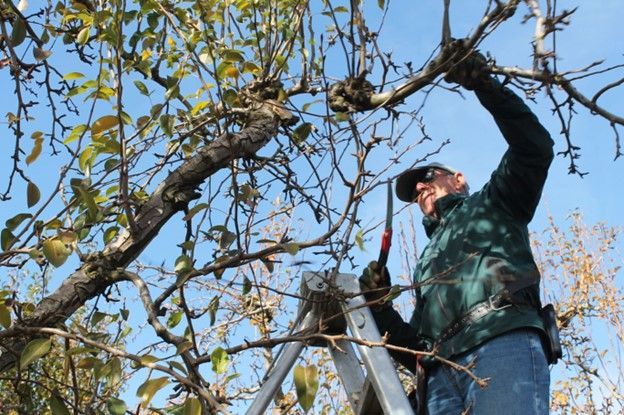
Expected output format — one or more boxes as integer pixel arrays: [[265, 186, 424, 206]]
[[25, 137, 43, 165], [42, 238, 71, 267], [136, 377, 169, 408], [0, 304, 11, 329], [91, 115, 119, 136]]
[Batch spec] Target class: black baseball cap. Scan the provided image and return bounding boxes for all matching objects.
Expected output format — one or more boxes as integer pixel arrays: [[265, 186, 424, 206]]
[[395, 162, 459, 202]]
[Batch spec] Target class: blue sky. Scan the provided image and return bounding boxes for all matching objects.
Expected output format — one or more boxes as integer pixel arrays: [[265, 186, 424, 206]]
[[1, 0, 623, 411]]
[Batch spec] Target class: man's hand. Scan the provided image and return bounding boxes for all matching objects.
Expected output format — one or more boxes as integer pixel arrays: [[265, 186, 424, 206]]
[[359, 260, 393, 311], [444, 40, 490, 91]]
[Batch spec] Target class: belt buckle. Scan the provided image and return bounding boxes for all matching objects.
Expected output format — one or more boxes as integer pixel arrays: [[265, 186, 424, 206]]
[[488, 294, 512, 311]]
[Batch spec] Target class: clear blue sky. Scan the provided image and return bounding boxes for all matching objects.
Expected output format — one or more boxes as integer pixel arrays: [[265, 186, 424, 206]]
[[1, 0, 622, 411]]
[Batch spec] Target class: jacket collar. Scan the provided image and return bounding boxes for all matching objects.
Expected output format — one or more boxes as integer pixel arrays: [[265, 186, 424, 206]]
[[422, 193, 467, 238]]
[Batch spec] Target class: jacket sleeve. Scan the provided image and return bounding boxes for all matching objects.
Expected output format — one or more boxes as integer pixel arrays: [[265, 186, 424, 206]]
[[475, 79, 555, 223], [371, 306, 420, 372]]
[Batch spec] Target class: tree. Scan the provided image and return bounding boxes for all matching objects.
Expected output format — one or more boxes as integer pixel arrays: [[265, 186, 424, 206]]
[[0, 0, 622, 413]]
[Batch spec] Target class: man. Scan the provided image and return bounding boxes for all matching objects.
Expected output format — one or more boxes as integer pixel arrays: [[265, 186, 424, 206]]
[[360, 50, 555, 414]]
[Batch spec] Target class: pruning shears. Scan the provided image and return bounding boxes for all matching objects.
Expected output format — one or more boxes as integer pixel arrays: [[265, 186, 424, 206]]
[[377, 182, 393, 267]]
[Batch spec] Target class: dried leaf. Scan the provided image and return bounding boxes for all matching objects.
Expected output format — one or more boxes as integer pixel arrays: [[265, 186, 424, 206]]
[[27, 181, 41, 207], [33, 47, 52, 61], [26, 137, 43, 165]]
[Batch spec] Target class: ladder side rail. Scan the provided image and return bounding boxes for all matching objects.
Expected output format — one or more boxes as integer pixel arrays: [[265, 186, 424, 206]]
[[245, 312, 316, 415], [328, 339, 366, 409], [337, 273, 415, 415]]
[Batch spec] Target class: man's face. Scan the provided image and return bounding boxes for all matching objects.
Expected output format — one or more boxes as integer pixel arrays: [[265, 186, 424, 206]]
[[414, 169, 466, 217]]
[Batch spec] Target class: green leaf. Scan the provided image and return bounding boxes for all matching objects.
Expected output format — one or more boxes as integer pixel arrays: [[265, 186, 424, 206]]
[[76, 25, 90, 45], [176, 341, 193, 354], [136, 377, 169, 408], [260, 257, 274, 273], [335, 112, 350, 122], [49, 393, 70, 415], [134, 80, 150, 96], [103, 226, 119, 244], [183, 397, 201, 415], [159, 114, 174, 137], [5, 213, 32, 231], [107, 397, 127, 415], [91, 115, 118, 136], [242, 277, 252, 295], [71, 181, 99, 222], [294, 364, 319, 412], [90, 311, 107, 326], [180, 240, 194, 250], [169, 360, 187, 374], [378, 0, 385, 9], [42, 239, 71, 267], [11, 17, 27, 47], [355, 229, 365, 251], [167, 311, 183, 328], [222, 49, 245, 62], [384, 285, 401, 303], [27, 181, 41, 208], [165, 84, 180, 100], [26, 137, 43, 165], [105, 357, 122, 385], [0, 303, 11, 329], [208, 295, 219, 325], [63, 124, 88, 144], [120, 308, 129, 320], [302, 100, 322, 112], [20, 338, 52, 370], [33, 47, 52, 61], [175, 254, 192, 276], [79, 147, 94, 175], [1, 229, 16, 251], [62, 72, 85, 81], [283, 243, 299, 256], [211, 347, 230, 374], [138, 354, 160, 366], [293, 123, 313, 144], [216, 61, 237, 79]]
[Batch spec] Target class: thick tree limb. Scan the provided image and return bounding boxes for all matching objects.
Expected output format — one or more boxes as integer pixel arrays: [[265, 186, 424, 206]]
[[0, 102, 297, 372]]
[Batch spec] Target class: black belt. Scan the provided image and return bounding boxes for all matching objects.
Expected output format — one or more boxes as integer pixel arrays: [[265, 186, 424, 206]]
[[433, 277, 539, 350], [434, 288, 514, 348]]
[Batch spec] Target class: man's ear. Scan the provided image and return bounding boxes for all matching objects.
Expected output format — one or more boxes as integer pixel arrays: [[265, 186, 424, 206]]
[[453, 172, 467, 192]]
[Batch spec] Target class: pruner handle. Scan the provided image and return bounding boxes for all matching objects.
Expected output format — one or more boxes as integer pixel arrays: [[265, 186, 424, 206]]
[[377, 228, 393, 267]]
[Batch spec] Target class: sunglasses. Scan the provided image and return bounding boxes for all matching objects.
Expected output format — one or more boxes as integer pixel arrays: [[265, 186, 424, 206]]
[[411, 168, 453, 200]]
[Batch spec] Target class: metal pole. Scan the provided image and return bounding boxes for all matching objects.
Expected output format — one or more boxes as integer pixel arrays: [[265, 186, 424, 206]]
[[328, 339, 366, 409], [245, 312, 316, 415], [337, 273, 415, 415]]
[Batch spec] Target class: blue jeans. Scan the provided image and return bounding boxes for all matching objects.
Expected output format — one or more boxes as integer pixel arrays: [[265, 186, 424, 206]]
[[426, 329, 550, 414]]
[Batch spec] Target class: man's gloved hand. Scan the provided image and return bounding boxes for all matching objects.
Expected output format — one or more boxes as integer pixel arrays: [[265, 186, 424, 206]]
[[359, 260, 393, 311], [444, 40, 491, 91]]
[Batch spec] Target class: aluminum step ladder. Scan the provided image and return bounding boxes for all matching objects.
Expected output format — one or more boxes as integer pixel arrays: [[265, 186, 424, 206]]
[[246, 271, 415, 415]]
